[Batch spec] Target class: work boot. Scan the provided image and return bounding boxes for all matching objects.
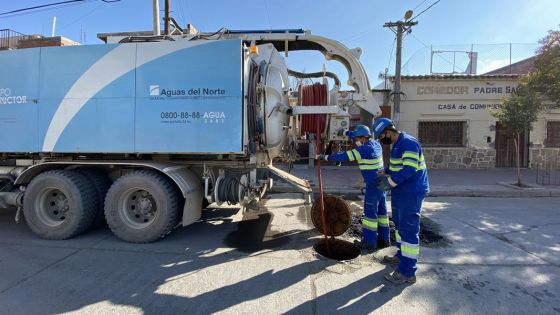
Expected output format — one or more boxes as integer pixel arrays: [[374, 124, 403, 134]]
[[384, 270, 416, 285], [377, 239, 391, 249], [380, 255, 399, 266], [353, 240, 376, 253]]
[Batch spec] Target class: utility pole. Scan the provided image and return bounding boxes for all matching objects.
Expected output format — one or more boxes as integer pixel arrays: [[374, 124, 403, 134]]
[[164, 0, 170, 35], [383, 18, 417, 127]]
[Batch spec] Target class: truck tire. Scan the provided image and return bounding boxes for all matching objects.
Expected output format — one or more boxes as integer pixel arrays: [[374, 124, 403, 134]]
[[104, 170, 181, 243], [23, 170, 98, 240], [76, 169, 112, 227]]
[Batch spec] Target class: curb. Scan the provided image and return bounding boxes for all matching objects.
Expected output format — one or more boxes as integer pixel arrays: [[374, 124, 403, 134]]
[[269, 185, 560, 198]]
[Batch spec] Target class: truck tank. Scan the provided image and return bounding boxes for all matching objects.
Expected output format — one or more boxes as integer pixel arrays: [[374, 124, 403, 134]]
[[0, 39, 289, 156]]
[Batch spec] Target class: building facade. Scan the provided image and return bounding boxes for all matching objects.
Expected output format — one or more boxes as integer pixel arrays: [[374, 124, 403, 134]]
[[382, 74, 560, 169]]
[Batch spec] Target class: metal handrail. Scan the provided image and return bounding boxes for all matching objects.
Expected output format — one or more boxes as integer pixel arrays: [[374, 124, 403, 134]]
[[0, 29, 26, 50]]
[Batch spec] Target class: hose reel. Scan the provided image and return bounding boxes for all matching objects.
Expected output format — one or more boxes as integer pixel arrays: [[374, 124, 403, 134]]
[[214, 173, 248, 206]]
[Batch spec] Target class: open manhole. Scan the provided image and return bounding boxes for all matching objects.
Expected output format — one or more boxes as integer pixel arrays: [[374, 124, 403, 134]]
[[313, 239, 360, 261]]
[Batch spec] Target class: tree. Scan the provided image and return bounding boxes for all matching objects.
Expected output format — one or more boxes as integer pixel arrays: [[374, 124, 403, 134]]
[[492, 27, 558, 186], [526, 27, 560, 106], [491, 82, 542, 186]]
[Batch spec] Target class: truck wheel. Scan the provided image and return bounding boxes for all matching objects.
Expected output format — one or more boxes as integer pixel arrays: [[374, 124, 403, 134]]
[[104, 170, 181, 243], [23, 170, 98, 240], [76, 169, 112, 227]]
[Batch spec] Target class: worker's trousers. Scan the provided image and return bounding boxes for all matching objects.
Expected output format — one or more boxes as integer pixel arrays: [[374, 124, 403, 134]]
[[391, 190, 425, 277], [362, 184, 390, 246]]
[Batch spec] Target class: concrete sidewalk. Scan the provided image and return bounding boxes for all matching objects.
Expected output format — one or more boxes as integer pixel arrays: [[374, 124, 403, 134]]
[[271, 164, 560, 197]]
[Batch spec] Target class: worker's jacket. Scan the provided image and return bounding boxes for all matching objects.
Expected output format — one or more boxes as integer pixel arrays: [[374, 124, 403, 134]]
[[327, 139, 384, 185], [387, 132, 430, 194]]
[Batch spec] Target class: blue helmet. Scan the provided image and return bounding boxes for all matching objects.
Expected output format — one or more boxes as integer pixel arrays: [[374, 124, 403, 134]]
[[372, 118, 395, 138], [350, 125, 371, 138]]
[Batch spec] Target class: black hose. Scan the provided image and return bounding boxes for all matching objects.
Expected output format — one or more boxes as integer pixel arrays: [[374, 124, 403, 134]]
[[118, 35, 175, 43], [288, 69, 341, 87], [217, 175, 247, 205]]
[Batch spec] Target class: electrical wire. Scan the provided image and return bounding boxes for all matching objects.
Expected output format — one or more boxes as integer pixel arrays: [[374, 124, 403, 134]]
[[409, 32, 458, 72], [0, 0, 118, 18], [58, 3, 102, 31], [410, 0, 441, 22], [413, 0, 430, 11], [262, 0, 272, 31], [176, 0, 187, 29], [387, 37, 397, 71]]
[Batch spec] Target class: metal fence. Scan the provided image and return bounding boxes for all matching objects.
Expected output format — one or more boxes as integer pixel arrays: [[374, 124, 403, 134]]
[[536, 155, 560, 186], [0, 29, 26, 50], [398, 43, 539, 75]]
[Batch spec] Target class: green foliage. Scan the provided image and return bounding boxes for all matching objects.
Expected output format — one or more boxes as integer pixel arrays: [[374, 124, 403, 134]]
[[526, 27, 560, 106], [492, 84, 542, 134]]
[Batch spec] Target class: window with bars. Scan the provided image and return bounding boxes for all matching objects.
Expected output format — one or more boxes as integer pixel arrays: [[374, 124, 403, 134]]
[[546, 121, 560, 147], [418, 121, 466, 147]]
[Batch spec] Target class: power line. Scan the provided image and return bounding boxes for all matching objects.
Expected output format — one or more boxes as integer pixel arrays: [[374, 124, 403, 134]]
[[387, 37, 397, 70], [58, 3, 102, 30], [262, 0, 272, 30], [410, 0, 441, 21], [176, 0, 187, 28], [0, 0, 118, 18], [409, 32, 458, 71], [413, 0, 430, 11]]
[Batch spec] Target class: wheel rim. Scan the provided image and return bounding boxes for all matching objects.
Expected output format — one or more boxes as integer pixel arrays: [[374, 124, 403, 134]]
[[118, 188, 159, 229], [35, 188, 70, 227]]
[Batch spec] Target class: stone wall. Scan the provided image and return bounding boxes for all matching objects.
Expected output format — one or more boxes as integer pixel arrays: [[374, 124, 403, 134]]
[[423, 148, 496, 169], [530, 148, 560, 169]]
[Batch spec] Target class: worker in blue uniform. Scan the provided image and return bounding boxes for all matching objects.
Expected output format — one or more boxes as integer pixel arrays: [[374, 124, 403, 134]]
[[372, 118, 429, 285], [316, 125, 391, 251]]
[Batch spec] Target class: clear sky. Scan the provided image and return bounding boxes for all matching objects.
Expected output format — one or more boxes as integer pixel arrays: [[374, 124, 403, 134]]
[[1, 0, 558, 86]]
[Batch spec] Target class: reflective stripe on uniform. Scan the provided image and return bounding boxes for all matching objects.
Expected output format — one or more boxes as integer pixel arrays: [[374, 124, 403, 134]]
[[396, 151, 427, 171], [401, 241, 420, 259], [378, 215, 389, 227], [395, 230, 401, 243], [389, 157, 403, 172], [352, 149, 362, 160], [362, 217, 378, 231], [346, 150, 356, 161], [403, 151, 420, 160], [358, 157, 384, 170]]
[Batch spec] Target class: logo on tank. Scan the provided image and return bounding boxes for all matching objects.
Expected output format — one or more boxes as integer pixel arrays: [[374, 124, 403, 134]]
[[149, 85, 226, 99], [204, 112, 226, 124]]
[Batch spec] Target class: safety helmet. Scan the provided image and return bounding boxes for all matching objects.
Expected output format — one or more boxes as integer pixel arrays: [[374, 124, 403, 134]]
[[351, 125, 371, 138], [372, 118, 395, 139]]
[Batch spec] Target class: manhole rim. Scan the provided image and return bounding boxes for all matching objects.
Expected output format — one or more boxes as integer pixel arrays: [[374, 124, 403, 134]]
[[312, 239, 361, 262]]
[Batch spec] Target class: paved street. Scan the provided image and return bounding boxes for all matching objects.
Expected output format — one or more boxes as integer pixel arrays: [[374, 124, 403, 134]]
[[0, 194, 559, 314]]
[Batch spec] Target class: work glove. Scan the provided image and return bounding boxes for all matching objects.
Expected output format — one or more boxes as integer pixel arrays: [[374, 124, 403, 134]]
[[376, 174, 397, 191], [315, 154, 329, 161], [337, 128, 348, 137]]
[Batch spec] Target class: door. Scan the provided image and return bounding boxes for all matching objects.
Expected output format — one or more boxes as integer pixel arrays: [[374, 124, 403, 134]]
[[495, 122, 529, 167]]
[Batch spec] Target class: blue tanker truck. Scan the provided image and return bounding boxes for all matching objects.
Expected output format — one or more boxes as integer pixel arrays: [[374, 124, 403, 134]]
[[0, 28, 379, 242]]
